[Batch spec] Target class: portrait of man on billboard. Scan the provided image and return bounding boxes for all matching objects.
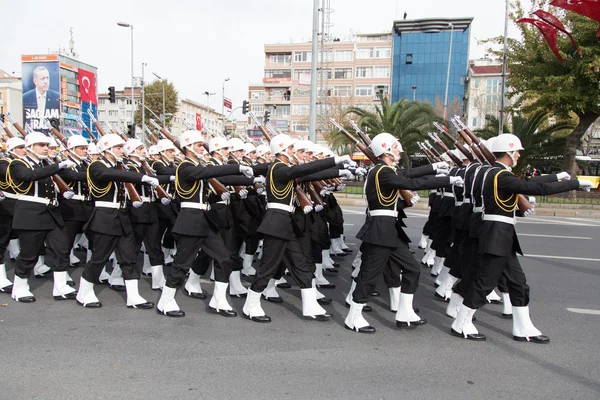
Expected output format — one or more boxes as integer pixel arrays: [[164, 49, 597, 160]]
[[22, 65, 60, 119]]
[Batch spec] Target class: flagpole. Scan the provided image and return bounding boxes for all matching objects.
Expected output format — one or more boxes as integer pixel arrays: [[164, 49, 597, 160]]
[[499, 0, 509, 135]]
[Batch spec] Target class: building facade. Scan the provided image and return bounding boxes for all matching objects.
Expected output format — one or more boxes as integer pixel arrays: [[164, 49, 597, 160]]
[[0, 69, 23, 127], [171, 98, 223, 137], [391, 18, 472, 114], [97, 87, 140, 133], [466, 58, 510, 130]]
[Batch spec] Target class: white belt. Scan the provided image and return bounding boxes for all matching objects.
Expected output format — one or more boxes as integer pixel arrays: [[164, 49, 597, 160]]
[[95, 201, 122, 209], [483, 214, 516, 225], [216, 200, 228, 205], [443, 193, 454, 198], [463, 198, 471, 204], [266, 202, 294, 213], [71, 194, 86, 201], [473, 206, 483, 213], [180, 202, 209, 210], [455, 201, 463, 206], [3, 192, 18, 200], [19, 195, 52, 206], [140, 196, 151, 203], [368, 209, 398, 218], [436, 193, 442, 196]]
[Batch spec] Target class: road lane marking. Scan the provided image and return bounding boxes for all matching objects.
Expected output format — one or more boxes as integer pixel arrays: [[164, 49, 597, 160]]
[[567, 308, 600, 315], [522, 254, 600, 262], [518, 234, 593, 240], [343, 223, 354, 226]]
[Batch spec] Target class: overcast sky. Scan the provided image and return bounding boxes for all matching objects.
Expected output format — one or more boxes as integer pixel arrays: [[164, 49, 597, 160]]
[[1, 0, 531, 119]]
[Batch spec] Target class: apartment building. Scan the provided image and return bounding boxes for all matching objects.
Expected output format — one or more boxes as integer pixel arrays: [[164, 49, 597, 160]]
[[97, 87, 140, 131], [171, 98, 223, 137], [466, 57, 511, 130], [0, 69, 23, 127]]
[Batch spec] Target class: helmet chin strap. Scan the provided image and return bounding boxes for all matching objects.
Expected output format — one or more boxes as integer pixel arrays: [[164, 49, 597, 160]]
[[27, 148, 48, 160], [507, 151, 517, 168], [186, 144, 202, 160], [161, 153, 174, 163], [106, 149, 122, 163]]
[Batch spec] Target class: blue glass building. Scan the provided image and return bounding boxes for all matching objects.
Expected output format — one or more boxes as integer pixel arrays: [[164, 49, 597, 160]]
[[391, 18, 473, 114]]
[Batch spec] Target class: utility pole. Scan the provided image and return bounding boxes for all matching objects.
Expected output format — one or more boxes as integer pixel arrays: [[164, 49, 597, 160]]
[[499, 0, 510, 135], [308, 0, 319, 142], [141, 62, 146, 137]]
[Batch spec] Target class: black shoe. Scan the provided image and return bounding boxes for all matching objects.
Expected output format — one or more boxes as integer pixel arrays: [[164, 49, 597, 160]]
[[488, 299, 503, 305], [207, 306, 237, 317], [127, 301, 154, 309], [501, 313, 512, 319], [410, 249, 415, 254], [370, 290, 380, 297], [414, 307, 420, 314], [14, 295, 36, 303], [317, 297, 332, 305], [345, 324, 376, 334], [450, 328, 486, 341], [332, 253, 347, 257], [0, 284, 13, 293], [305, 313, 332, 321], [396, 318, 427, 329], [434, 292, 450, 303], [77, 300, 102, 308], [263, 295, 283, 303], [184, 289, 207, 299], [108, 284, 125, 292], [243, 312, 271, 323], [332, 262, 341, 268], [34, 271, 52, 278], [322, 268, 339, 275], [342, 248, 353, 253], [513, 335, 549, 344], [316, 283, 336, 289], [229, 292, 247, 298], [66, 280, 76, 288], [142, 272, 152, 277], [54, 291, 77, 300], [276, 282, 291, 289], [345, 301, 372, 312], [431, 273, 439, 277], [156, 307, 185, 317]]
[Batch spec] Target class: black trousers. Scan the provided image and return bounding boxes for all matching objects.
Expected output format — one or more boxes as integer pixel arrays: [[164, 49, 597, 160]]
[[244, 232, 260, 255], [132, 222, 164, 266], [166, 232, 232, 288], [448, 229, 467, 279], [158, 218, 175, 249], [82, 232, 139, 283], [355, 241, 420, 303], [64, 219, 94, 254], [463, 252, 530, 309], [422, 210, 437, 236], [454, 237, 479, 298], [250, 235, 314, 292], [15, 226, 69, 278], [196, 225, 243, 274], [431, 216, 453, 257], [0, 215, 16, 264]]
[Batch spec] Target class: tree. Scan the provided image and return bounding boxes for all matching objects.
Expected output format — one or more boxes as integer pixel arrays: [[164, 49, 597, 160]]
[[135, 80, 179, 131], [474, 115, 510, 139], [484, 0, 600, 177]]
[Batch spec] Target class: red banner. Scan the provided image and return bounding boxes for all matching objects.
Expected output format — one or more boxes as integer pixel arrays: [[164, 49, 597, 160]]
[[517, 18, 565, 61], [223, 97, 232, 109], [551, 0, 600, 36], [195, 113, 203, 130], [78, 68, 97, 105], [533, 10, 582, 53]]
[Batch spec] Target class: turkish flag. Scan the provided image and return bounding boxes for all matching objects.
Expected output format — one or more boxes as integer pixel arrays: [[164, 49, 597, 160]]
[[517, 18, 565, 61], [195, 113, 203, 130], [78, 68, 97, 105], [533, 10, 582, 53], [551, 0, 600, 36]]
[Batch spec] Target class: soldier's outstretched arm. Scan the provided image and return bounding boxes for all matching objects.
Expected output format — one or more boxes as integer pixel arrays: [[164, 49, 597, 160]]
[[498, 172, 579, 196]]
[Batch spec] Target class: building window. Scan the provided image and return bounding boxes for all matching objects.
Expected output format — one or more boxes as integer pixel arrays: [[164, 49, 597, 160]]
[[406, 54, 413, 64], [251, 104, 264, 114], [334, 50, 353, 61], [292, 121, 309, 132], [373, 85, 389, 99], [356, 67, 373, 78], [99, 99, 106, 105], [269, 53, 291, 64], [109, 110, 119, 117], [472, 117, 478, 127], [333, 86, 352, 97], [265, 69, 291, 79], [294, 51, 312, 62], [334, 68, 352, 79], [276, 105, 290, 116], [317, 87, 332, 97], [293, 69, 311, 80], [126, 99, 133, 105], [319, 51, 333, 62], [319, 68, 333, 80], [356, 47, 391, 59], [251, 91, 265, 99], [355, 85, 373, 97], [487, 78, 501, 94], [374, 66, 390, 78], [292, 104, 310, 115]]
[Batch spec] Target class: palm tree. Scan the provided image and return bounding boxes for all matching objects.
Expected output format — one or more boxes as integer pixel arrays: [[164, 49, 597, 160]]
[[474, 115, 510, 139]]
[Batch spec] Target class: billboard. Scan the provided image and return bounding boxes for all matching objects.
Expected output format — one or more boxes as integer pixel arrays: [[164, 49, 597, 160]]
[[22, 59, 61, 134], [78, 68, 98, 138]]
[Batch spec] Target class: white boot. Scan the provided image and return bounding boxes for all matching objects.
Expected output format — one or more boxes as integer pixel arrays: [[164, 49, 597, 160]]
[[501, 292, 513, 318], [314, 263, 335, 288], [162, 246, 174, 264], [395, 292, 426, 328], [435, 265, 450, 286], [344, 299, 375, 333], [446, 292, 464, 318], [340, 235, 351, 251], [241, 254, 256, 276], [76, 277, 101, 307], [322, 250, 335, 269], [435, 273, 458, 302], [238, 241, 246, 260], [301, 287, 331, 320], [451, 304, 485, 340], [33, 255, 51, 277], [275, 277, 290, 288], [262, 278, 282, 302], [11, 275, 35, 302], [8, 239, 20, 260], [389, 286, 400, 312], [329, 238, 344, 256], [486, 288, 502, 304], [69, 248, 81, 265], [156, 286, 184, 317], [86, 249, 93, 263], [431, 257, 445, 277], [243, 289, 271, 322], [77, 233, 88, 249], [99, 266, 110, 283], [352, 251, 362, 269], [257, 240, 264, 260], [512, 306, 548, 343], [184, 270, 205, 298], [313, 280, 329, 302], [209, 281, 236, 316], [53, 271, 77, 300], [426, 250, 436, 267], [0, 263, 13, 292], [229, 271, 248, 297], [150, 265, 166, 290], [142, 253, 152, 276], [125, 280, 153, 308], [345, 280, 357, 305], [209, 263, 215, 281], [418, 234, 428, 249], [108, 263, 124, 289]]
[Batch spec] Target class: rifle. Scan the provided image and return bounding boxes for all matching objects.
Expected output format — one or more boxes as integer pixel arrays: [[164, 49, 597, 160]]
[[4, 113, 71, 194], [86, 110, 143, 204], [449, 117, 486, 164], [248, 112, 313, 210], [424, 141, 443, 160], [145, 127, 160, 144], [450, 116, 534, 214], [349, 120, 372, 146], [330, 118, 414, 207], [428, 132, 463, 167], [77, 118, 97, 142], [433, 121, 474, 162], [418, 142, 440, 163], [44, 119, 69, 148], [0, 118, 15, 139], [148, 119, 230, 198]]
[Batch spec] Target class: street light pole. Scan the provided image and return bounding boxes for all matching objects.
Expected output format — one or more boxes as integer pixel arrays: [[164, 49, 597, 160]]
[[443, 22, 454, 121], [412, 85, 417, 101], [204, 91, 216, 135], [141, 62, 146, 137], [153, 72, 166, 128], [499, 0, 510, 135], [117, 22, 135, 127], [222, 77, 230, 133]]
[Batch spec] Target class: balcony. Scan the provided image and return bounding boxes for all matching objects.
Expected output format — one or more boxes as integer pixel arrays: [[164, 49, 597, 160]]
[[263, 95, 291, 104]]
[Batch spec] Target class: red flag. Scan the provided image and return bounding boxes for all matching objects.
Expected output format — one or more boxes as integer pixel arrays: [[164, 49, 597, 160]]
[[195, 113, 203, 130], [533, 10, 582, 53], [517, 18, 565, 61], [551, 0, 600, 36], [223, 97, 232, 109], [78, 68, 97, 104]]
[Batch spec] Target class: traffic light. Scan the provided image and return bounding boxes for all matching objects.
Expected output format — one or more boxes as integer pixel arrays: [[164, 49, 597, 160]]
[[127, 124, 136, 137], [264, 111, 271, 123], [108, 86, 116, 103], [0, 113, 4, 123], [242, 100, 249, 115]]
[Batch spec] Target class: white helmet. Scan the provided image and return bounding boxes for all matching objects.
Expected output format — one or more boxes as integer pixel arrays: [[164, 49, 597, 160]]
[[228, 138, 246, 152], [209, 137, 230, 153], [243, 142, 257, 154], [294, 140, 313, 152], [180, 130, 204, 149], [321, 146, 334, 158], [124, 139, 144, 157], [148, 145, 159, 155], [483, 137, 496, 153], [491, 134, 524, 153], [97, 133, 125, 153], [25, 132, 51, 148], [47, 136, 59, 148], [87, 142, 99, 155], [67, 135, 88, 149], [6, 137, 26, 153], [157, 139, 176, 153], [270, 134, 294, 155], [256, 144, 271, 158], [370, 132, 402, 158]]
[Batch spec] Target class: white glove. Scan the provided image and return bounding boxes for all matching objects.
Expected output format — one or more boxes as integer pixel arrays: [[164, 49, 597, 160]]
[[239, 165, 254, 178], [169, 175, 176, 182], [314, 204, 324, 212], [221, 191, 231, 203], [522, 207, 535, 217], [141, 175, 159, 187], [238, 188, 249, 199], [336, 184, 346, 191], [556, 172, 571, 181], [0, 192, 4, 201], [257, 187, 265, 195], [62, 191, 75, 200], [160, 197, 171, 205], [436, 168, 450, 176], [303, 204, 314, 214], [344, 160, 357, 168], [578, 179, 594, 192], [528, 196, 536, 206], [410, 193, 420, 206], [253, 176, 266, 185], [132, 201, 143, 208], [320, 189, 328, 196], [449, 176, 464, 187], [58, 160, 76, 170], [432, 161, 449, 171], [334, 155, 351, 165], [339, 169, 353, 179]]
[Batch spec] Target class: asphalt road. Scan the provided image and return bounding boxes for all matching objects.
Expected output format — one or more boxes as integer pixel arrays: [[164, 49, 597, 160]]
[[1, 207, 599, 399]]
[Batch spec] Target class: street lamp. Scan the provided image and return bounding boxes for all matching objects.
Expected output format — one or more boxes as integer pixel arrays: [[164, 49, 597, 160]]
[[117, 22, 135, 127], [141, 62, 147, 136], [412, 85, 417, 102], [443, 22, 454, 121], [204, 91, 216, 110], [222, 77, 230, 133], [153, 72, 166, 128]]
